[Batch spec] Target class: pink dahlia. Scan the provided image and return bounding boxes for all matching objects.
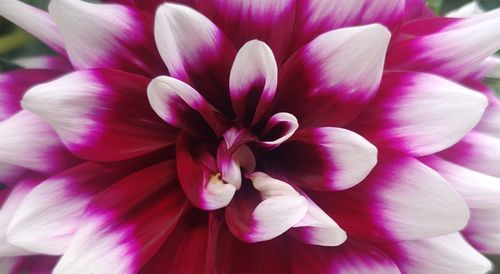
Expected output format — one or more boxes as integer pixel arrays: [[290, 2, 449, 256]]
[[0, 0, 500, 273]]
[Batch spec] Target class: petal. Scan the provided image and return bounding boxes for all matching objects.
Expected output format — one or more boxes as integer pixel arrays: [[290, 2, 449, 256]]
[[0, 255, 59, 274], [22, 69, 177, 162], [446, 1, 484, 17], [176, 132, 236, 210], [439, 131, 500, 177], [310, 151, 469, 241], [350, 72, 487, 156], [421, 156, 500, 209], [197, 0, 295, 64], [147, 76, 220, 136], [11, 55, 72, 71], [6, 162, 134, 255], [229, 40, 277, 125], [388, 9, 500, 80], [0, 175, 42, 256], [288, 238, 400, 274], [380, 233, 492, 274], [270, 127, 377, 191], [225, 172, 308, 243], [275, 24, 390, 127], [290, 0, 403, 53], [49, 0, 164, 76], [139, 209, 209, 274], [54, 161, 186, 274], [0, 163, 25, 185], [0, 69, 61, 120], [0, 0, 66, 54], [216, 142, 256, 190], [0, 111, 78, 174], [464, 232, 500, 254], [289, 193, 347, 247], [259, 112, 298, 149], [475, 87, 500, 137], [155, 3, 236, 114]]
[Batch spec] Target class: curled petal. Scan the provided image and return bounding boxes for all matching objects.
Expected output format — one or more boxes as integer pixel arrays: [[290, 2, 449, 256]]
[[276, 24, 391, 127], [155, 3, 235, 114], [176, 132, 236, 210], [259, 112, 298, 149], [271, 127, 377, 191], [351, 72, 487, 156], [22, 69, 176, 162], [229, 40, 277, 125], [49, 0, 164, 76], [225, 172, 308, 243]]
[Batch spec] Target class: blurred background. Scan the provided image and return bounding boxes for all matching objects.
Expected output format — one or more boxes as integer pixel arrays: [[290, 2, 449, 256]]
[[0, 0, 500, 272]]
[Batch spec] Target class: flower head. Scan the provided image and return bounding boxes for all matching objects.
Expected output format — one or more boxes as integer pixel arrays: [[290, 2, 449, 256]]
[[0, 0, 499, 273]]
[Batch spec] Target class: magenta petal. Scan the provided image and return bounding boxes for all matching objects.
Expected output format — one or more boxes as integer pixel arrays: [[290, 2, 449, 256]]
[[270, 127, 377, 191], [54, 161, 186, 274], [22, 69, 177, 162], [176, 132, 236, 210], [155, 3, 236, 114], [229, 40, 278, 125], [350, 72, 487, 156], [275, 24, 390, 127], [0, 69, 62, 120], [225, 172, 308, 243], [310, 151, 469, 242], [198, 0, 294, 64], [49, 0, 164, 76]]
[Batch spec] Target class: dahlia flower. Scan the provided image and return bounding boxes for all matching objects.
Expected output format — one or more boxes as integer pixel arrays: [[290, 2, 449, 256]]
[[0, 0, 499, 273]]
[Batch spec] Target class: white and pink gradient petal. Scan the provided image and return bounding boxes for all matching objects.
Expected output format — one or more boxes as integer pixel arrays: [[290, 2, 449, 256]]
[[0, 0, 66, 55], [6, 163, 131, 255], [147, 76, 221, 136], [12, 55, 73, 71], [198, 0, 294, 64], [464, 207, 500, 254], [275, 24, 390, 127], [439, 131, 500, 177], [259, 112, 299, 149], [49, 0, 164, 76], [388, 9, 500, 80], [0, 175, 43, 256], [22, 69, 177, 162], [0, 163, 25, 186], [154, 3, 236, 114], [421, 156, 500, 209], [270, 127, 377, 191], [225, 172, 308, 243], [229, 40, 277, 126], [53, 161, 186, 274], [0, 111, 78, 174], [176, 132, 237, 210], [380, 233, 492, 274], [311, 151, 469, 242], [351, 72, 487, 156]]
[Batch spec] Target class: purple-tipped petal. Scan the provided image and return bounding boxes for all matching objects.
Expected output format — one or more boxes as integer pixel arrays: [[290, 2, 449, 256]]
[[350, 72, 487, 156], [439, 131, 500, 177], [225, 172, 308, 243], [0, 0, 66, 55], [289, 193, 347, 247], [421, 156, 500, 209], [311, 151, 469, 242], [0, 69, 62, 120], [229, 40, 277, 125], [380, 233, 492, 274], [0, 111, 78, 174], [176, 132, 236, 210], [259, 112, 298, 149], [154, 3, 236, 114], [22, 69, 177, 162], [270, 127, 377, 191], [388, 9, 500, 80], [198, 0, 294, 64], [53, 161, 186, 274], [276, 24, 390, 127], [49, 0, 164, 76], [147, 76, 221, 137]]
